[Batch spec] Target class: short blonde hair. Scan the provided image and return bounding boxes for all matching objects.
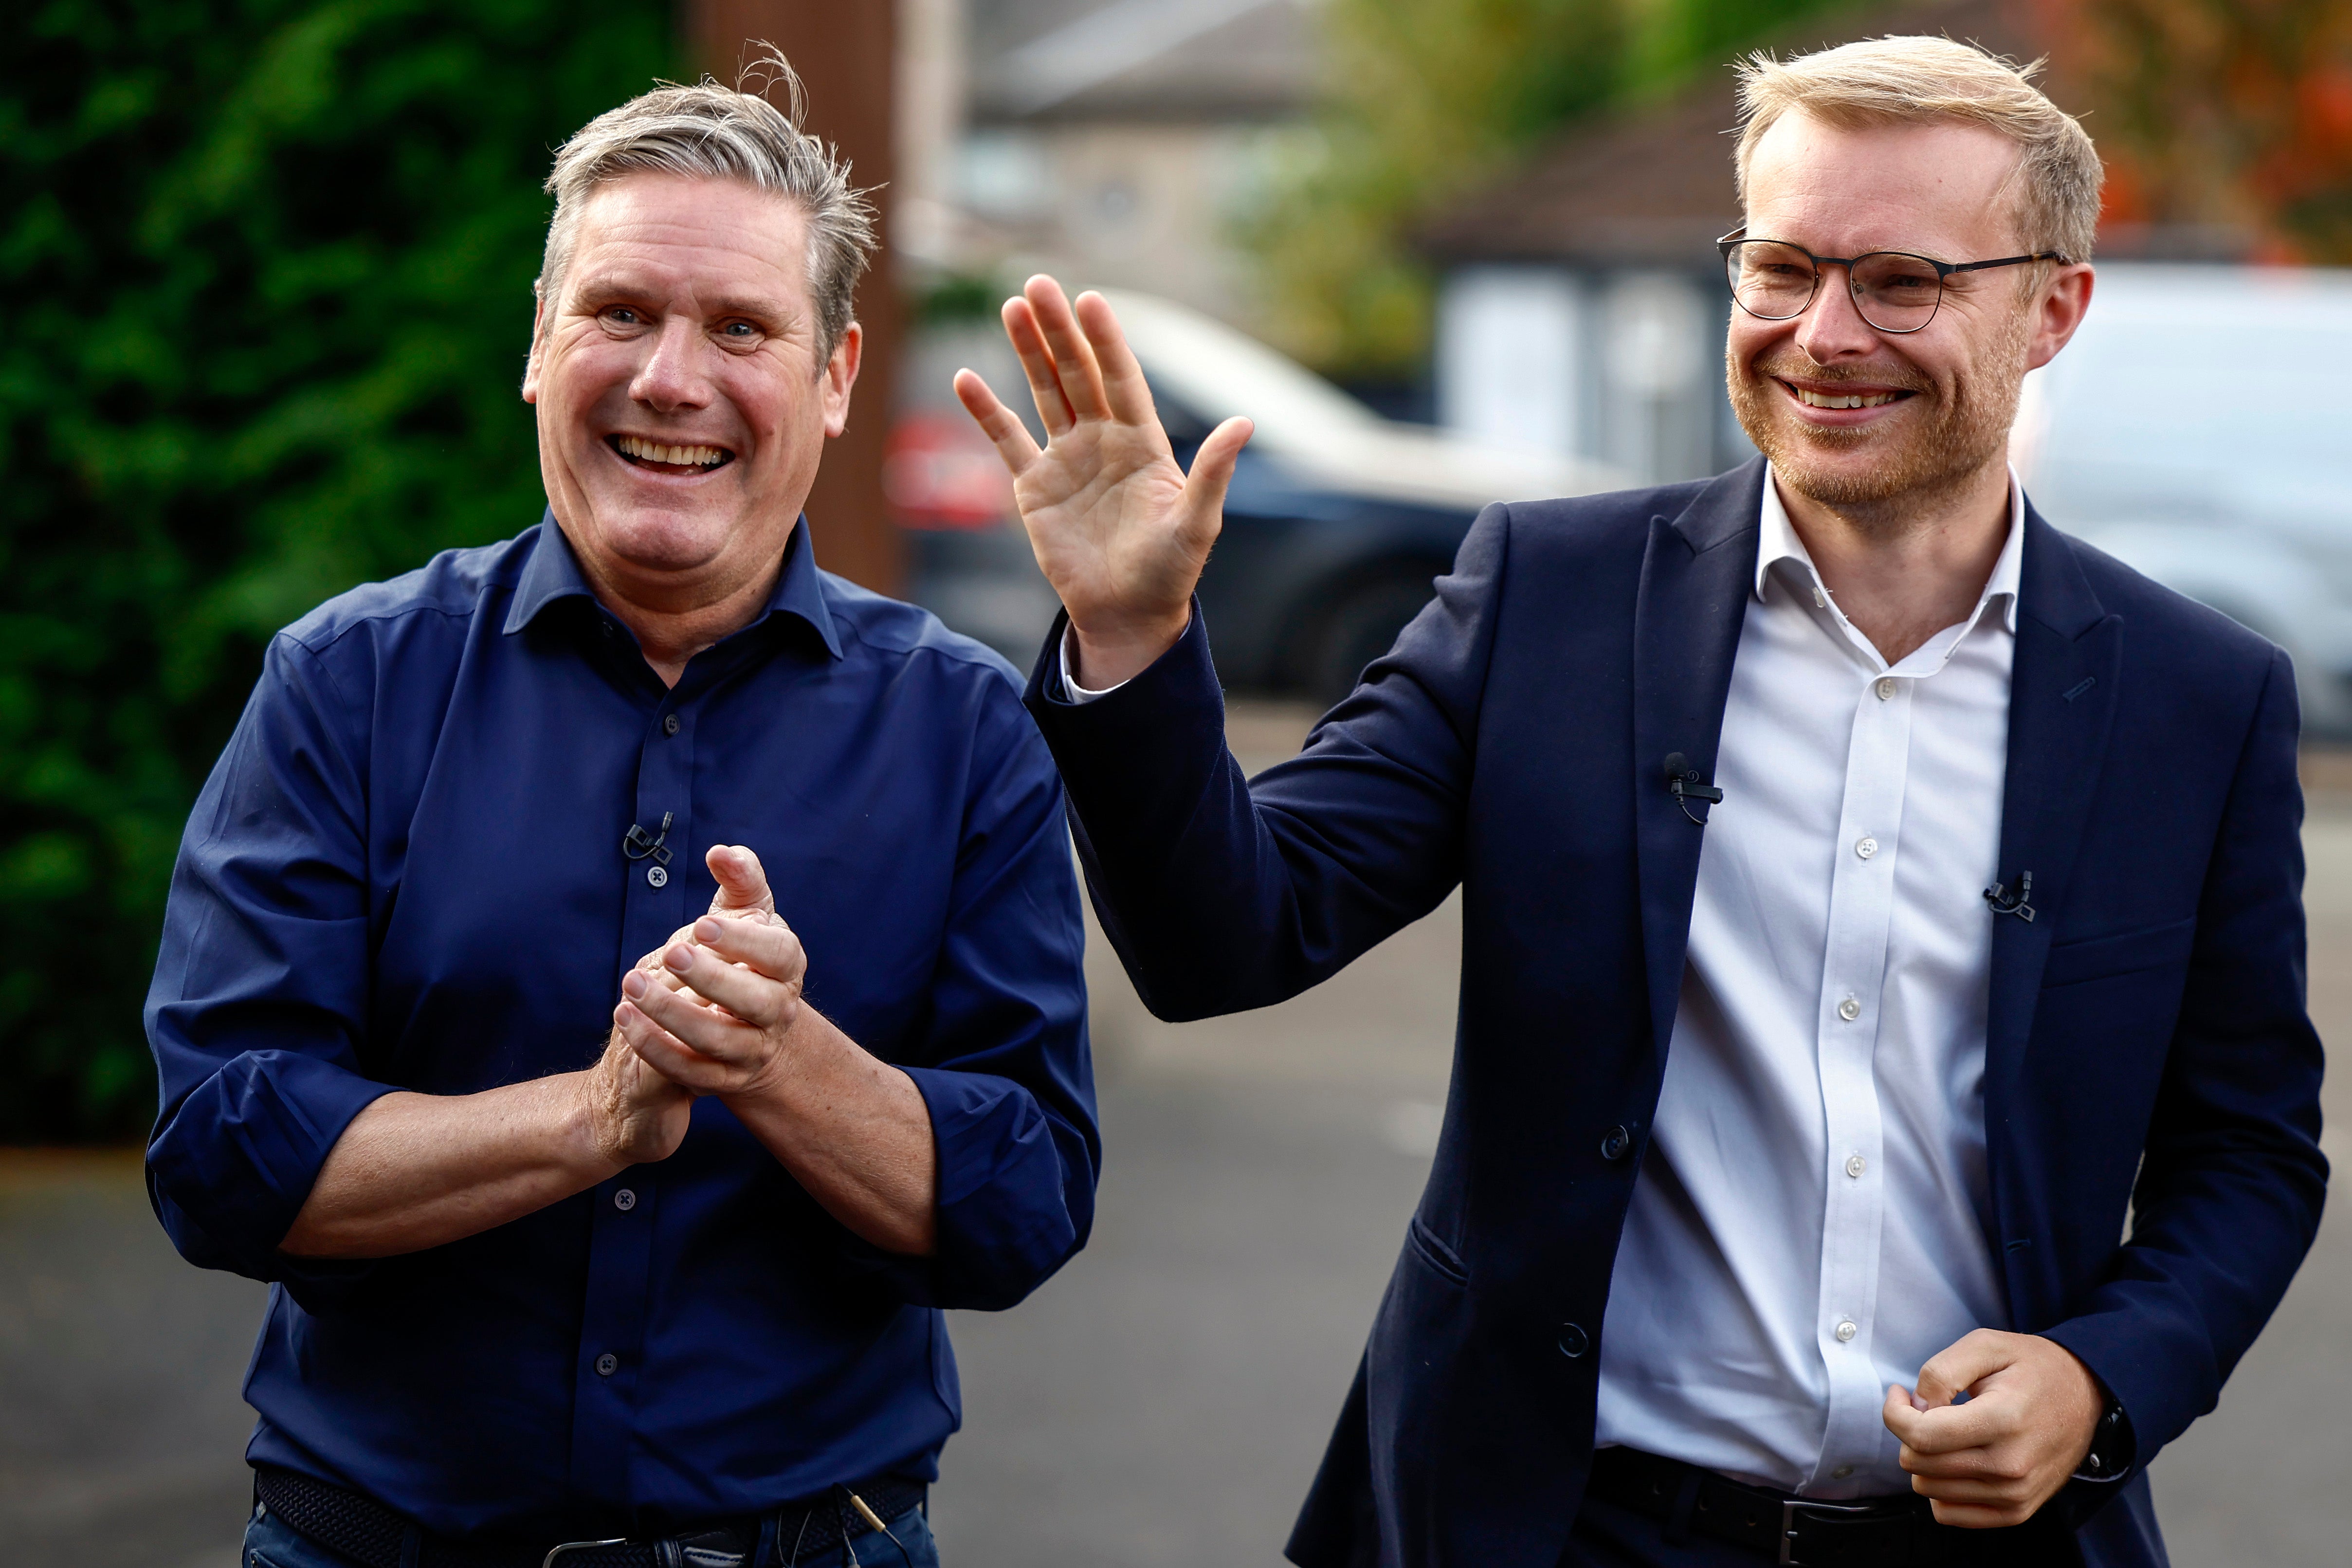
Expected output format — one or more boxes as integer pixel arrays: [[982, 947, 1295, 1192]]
[[538, 50, 877, 358], [1732, 36, 2102, 263]]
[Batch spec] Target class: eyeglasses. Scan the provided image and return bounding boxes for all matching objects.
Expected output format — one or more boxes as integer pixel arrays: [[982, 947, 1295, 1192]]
[[1717, 227, 2071, 334]]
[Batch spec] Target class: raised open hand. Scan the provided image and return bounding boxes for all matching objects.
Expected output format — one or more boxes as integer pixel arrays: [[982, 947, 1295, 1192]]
[[955, 276, 1253, 689]]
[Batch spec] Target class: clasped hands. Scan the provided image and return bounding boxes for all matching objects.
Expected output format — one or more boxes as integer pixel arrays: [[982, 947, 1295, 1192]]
[[582, 843, 808, 1167]]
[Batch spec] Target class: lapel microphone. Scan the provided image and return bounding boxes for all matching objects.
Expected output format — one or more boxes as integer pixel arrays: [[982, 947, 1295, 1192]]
[[1662, 753, 1724, 826], [623, 810, 675, 867], [1984, 871, 2035, 922]]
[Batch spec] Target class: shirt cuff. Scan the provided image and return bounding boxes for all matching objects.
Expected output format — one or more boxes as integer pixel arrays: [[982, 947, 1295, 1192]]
[[1057, 626, 1127, 704]]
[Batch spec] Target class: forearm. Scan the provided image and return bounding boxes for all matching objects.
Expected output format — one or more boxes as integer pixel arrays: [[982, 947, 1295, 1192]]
[[726, 1008, 938, 1255], [280, 1071, 615, 1258]]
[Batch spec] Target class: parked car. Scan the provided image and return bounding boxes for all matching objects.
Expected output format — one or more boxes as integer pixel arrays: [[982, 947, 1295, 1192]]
[[2014, 263, 2352, 735], [893, 291, 1623, 700]]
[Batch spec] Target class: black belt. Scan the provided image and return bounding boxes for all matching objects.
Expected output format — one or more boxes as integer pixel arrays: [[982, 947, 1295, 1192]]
[[255, 1466, 927, 1568], [1586, 1447, 2059, 1567]]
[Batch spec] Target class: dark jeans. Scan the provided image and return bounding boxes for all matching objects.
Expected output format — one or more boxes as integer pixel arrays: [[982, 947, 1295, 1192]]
[[241, 1497, 941, 1568]]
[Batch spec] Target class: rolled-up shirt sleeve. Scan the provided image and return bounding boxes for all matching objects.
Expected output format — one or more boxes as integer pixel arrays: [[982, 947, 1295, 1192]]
[[144, 630, 395, 1293], [859, 675, 1099, 1312]]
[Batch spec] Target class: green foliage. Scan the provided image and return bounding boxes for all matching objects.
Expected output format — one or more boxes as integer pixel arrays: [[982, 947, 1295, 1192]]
[[0, 0, 674, 1140], [1241, 0, 1849, 378]]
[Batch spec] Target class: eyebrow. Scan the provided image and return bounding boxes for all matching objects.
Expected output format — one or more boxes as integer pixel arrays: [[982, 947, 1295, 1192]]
[[569, 273, 800, 326]]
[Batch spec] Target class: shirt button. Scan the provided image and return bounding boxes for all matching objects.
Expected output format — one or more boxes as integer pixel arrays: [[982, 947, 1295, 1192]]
[[1600, 1125, 1633, 1162], [647, 864, 668, 888], [1855, 836, 1878, 860], [595, 1352, 618, 1376], [1832, 1465, 1855, 1480], [1845, 1154, 1867, 1179], [1558, 1322, 1591, 1359], [663, 714, 680, 736], [1838, 995, 1860, 1022], [614, 1188, 637, 1211], [1812, 584, 1828, 609], [1835, 1320, 1859, 1343], [1875, 677, 1897, 700]]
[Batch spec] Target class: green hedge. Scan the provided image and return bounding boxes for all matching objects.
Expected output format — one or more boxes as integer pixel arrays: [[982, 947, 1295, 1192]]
[[0, 0, 674, 1140]]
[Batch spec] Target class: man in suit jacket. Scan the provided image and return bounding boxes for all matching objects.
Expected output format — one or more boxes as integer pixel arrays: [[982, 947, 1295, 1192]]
[[954, 35, 2325, 1568]]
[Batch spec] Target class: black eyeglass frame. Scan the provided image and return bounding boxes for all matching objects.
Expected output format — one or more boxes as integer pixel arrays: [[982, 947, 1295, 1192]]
[[1716, 227, 2073, 334]]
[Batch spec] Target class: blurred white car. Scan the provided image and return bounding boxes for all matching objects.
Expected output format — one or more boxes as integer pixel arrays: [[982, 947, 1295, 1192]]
[[2015, 263, 2352, 734]]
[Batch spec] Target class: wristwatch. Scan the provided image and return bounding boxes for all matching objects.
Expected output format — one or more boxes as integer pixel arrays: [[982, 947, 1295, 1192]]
[[2072, 1389, 2135, 1483]]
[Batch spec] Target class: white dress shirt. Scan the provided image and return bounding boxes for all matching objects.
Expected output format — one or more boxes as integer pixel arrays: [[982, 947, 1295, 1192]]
[[1594, 466, 2022, 1496], [1063, 466, 2025, 1497]]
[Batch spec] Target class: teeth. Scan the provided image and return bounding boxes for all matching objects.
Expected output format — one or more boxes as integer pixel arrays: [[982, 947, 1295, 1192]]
[[1794, 387, 1899, 410], [617, 435, 726, 467]]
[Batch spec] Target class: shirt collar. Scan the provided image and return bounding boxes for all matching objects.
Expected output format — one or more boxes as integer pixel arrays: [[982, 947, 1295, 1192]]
[[1755, 461, 2024, 637], [503, 510, 842, 659]]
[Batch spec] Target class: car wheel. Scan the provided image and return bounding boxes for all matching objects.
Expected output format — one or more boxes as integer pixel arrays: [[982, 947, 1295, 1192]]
[[1297, 568, 1443, 706]]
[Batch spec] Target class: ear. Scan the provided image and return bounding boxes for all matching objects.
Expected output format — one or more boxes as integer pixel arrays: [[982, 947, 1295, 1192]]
[[2024, 263, 2095, 373], [521, 285, 550, 403], [821, 320, 863, 439]]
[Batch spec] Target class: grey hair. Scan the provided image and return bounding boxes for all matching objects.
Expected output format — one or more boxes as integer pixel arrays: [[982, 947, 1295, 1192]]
[[536, 48, 878, 359], [1733, 36, 2103, 265]]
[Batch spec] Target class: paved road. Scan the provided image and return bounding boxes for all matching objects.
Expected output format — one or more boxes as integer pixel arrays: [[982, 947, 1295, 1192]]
[[4, 709, 2344, 1568]]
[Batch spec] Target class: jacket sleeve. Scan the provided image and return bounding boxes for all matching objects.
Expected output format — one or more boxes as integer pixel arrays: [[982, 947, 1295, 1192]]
[[855, 670, 1101, 1311], [1022, 503, 1510, 1022], [2042, 645, 2329, 1464], [143, 632, 396, 1302]]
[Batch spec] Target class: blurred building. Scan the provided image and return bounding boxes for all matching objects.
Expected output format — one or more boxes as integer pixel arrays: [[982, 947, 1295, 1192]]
[[898, 0, 1319, 326], [1422, 0, 2043, 484]]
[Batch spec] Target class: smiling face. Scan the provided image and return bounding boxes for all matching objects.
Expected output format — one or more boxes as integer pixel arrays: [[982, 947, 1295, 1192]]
[[1726, 111, 2089, 520], [523, 174, 858, 614]]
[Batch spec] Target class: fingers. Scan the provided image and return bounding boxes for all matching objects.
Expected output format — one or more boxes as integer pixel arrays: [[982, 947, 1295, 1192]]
[[704, 844, 776, 921], [1023, 275, 1114, 423], [628, 951, 788, 1042], [1916, 1328, 2014, 1406], [1071, 289, 1156, 426], [1922, 1496, 2036, 1530], [692, 913, 805, 981], [1885, 1391, 2005, 1456], [1003, 295, 1076, 436], [954, 368, 1042, 475], [614, 1001, 732, 1096], [1181, 415, 1255, 528]]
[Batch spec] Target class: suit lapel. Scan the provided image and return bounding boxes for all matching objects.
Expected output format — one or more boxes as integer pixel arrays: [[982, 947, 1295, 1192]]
[[1986, 508, 2123, 1113], [1632, 459, 1765, 1063]]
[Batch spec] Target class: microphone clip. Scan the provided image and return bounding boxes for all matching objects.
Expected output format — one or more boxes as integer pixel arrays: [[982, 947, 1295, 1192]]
[[623, 810, 675, 867], [1983, 870, 2035, 922], [1662, 752, 1724, 826]]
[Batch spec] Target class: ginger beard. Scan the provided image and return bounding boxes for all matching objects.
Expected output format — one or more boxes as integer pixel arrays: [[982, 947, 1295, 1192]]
[[1726, 297, 2033, 527]]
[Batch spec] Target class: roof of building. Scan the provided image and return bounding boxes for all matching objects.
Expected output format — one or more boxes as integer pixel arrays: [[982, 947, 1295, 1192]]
[[1421, 0, 2044, 267], [966, 0, 1318, 125]]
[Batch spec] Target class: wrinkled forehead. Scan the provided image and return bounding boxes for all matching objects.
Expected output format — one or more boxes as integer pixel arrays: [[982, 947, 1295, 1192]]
[[562, 173, 816, 301], [1741, 109, 2027, 260]]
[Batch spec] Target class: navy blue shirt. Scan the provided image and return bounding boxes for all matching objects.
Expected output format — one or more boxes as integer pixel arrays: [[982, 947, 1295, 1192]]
[[144, 517, 1096, 1539]]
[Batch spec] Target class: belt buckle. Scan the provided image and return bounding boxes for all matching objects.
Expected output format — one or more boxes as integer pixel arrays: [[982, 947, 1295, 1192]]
[[543, 1539, 629, 1568], [1778, 1498, 1877, 1566]]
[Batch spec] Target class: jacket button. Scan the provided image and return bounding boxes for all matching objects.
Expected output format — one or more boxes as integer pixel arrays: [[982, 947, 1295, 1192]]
[[1600, 1125, 1633, 1161], [1558, 1322, 1590, 1359]]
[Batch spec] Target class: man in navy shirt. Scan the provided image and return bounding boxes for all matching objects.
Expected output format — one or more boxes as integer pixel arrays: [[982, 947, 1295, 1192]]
[[144, 66, 1095, 1568]]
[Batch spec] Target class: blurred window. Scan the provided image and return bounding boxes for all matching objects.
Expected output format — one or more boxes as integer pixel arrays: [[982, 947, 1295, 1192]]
[[2035, 315, 2352, 531]]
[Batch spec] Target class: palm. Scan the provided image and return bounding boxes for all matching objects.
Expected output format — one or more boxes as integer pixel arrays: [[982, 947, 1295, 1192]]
[[1016, 418, 1199, 612], [956, 279, 1251, 681]]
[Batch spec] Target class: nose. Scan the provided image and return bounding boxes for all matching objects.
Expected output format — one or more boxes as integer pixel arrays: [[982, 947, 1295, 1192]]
[[1793, 262, 1882, 363], [629, 314, 713, 412]]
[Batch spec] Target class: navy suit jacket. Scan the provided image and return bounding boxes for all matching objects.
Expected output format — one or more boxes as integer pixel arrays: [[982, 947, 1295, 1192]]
[[1022, 459, 2326, 1568]]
